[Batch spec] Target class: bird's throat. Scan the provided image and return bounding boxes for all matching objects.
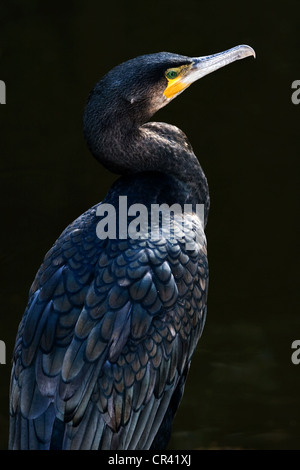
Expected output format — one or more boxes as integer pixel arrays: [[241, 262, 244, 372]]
[[83, 99, 209, 218]]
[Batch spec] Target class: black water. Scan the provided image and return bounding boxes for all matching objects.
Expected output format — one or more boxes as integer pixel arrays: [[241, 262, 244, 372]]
[[0, 0, 299, 450]]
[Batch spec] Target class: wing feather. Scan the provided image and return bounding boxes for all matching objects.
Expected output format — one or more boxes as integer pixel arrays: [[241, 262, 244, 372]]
[[9, 203, 208, 450]]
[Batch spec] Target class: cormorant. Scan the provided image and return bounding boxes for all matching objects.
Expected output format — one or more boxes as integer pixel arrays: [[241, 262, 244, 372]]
[[9, 45, 255, 450]]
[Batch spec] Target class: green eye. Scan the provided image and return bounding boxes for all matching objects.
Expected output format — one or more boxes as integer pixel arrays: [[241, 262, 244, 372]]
[[165, 69, 179, 80]]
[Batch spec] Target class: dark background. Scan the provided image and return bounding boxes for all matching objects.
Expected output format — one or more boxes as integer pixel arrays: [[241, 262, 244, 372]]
[[0, 0, 299, 450]]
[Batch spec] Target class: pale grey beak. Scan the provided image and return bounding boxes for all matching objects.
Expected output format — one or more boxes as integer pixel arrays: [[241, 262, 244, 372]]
[[163, 44, 255, 101], [184, 44, 256, 86]]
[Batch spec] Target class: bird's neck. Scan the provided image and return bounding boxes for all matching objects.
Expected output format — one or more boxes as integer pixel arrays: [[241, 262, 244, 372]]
[[83, 109, 209, 210]]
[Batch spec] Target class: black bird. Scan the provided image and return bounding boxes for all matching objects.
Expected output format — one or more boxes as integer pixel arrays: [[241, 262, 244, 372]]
[[9, 45, 255, 450]]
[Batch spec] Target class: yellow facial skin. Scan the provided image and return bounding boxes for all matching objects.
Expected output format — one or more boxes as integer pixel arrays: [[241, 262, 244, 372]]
[[163, 64, 193, 99]]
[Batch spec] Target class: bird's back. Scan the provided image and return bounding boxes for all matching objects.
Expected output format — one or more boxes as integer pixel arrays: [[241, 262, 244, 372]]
[[9, 172, 208, 449]]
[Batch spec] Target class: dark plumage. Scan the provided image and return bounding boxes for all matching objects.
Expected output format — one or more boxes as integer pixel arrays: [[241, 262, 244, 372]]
[[9, 46, 255, 450]]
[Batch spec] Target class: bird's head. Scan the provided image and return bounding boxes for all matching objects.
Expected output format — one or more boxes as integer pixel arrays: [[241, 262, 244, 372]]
[[83, 45, 255, 176], [89, 45, 255, 126]]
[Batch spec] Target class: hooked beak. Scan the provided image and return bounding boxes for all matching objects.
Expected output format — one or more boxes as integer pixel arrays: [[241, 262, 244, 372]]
[[164, 44, 256, 100]]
